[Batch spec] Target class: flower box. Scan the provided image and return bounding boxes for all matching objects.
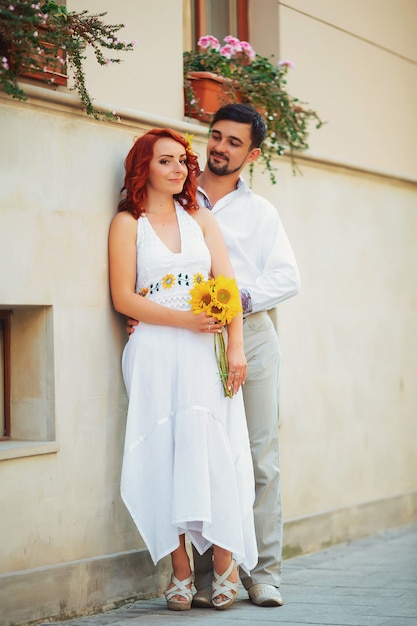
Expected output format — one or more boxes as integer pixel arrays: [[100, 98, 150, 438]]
[[0, 3, 135, 121], [1, 24, 67, 87], [20, 42, 67, 86], [183, 35, 323, 181], [184, 71, 241, 123]]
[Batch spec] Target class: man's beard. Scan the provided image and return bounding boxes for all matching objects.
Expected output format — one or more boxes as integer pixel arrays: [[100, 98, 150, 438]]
[[207, 152, 246, 177]]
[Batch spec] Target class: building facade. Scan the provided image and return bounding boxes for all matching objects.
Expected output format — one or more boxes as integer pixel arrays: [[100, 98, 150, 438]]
[[1, 1, 416, 623]]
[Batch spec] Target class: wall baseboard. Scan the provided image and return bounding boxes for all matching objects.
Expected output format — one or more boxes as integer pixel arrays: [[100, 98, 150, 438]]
[[0, 549, 171, 626], [282, 490, 417, 559]]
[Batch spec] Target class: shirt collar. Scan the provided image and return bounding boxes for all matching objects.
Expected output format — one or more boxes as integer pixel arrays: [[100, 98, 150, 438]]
[[197, 176, 248, 210]]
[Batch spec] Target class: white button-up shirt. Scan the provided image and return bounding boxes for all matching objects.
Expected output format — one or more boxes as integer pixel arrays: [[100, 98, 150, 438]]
[[197, 178, 300, 315]]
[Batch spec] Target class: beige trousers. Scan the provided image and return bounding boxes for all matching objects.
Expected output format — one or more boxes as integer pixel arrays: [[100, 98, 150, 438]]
[[193, 310, 283, 590]]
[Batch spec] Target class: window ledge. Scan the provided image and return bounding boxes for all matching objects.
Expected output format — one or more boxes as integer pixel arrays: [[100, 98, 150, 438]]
[[0, 440, 59, 461]]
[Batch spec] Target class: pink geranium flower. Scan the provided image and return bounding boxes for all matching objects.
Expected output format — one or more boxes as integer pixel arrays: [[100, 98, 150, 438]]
[[223, 35, 240, 46], [278, 59, 295, 68], [240, 41, 256, 60], [220, 44, 234, 59], [198, 35, 220, 51]]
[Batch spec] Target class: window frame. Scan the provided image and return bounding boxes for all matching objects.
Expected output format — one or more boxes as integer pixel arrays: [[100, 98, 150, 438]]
[[0, 310, 11, 441], [194, 0, 249, 42], [0, 305, 58, 460]]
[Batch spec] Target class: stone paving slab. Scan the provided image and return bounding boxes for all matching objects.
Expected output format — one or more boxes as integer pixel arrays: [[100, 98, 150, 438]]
[[40, 524, 417, 626]]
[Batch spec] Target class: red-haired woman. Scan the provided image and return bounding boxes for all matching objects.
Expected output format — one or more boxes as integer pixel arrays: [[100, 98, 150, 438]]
[[109, 129, 257, 611]]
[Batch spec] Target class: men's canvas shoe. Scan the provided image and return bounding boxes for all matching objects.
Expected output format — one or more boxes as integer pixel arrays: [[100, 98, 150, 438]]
[[248, 583, 284, 607]]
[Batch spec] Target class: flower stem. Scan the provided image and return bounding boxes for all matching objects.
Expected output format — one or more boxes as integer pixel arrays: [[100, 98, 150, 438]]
[[214, 331, 233, 398]]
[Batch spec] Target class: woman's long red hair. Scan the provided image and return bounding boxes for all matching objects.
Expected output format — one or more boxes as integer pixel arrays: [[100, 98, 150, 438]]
[[118, 128, 200, 218]]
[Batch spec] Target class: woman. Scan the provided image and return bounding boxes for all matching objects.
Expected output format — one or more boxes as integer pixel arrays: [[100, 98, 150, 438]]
[[108, 129, 257, 610]]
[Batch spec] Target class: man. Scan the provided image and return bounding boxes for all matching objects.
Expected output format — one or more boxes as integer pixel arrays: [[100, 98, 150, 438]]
[[128, 104, 300, 607], [191, 103, 299, 608]]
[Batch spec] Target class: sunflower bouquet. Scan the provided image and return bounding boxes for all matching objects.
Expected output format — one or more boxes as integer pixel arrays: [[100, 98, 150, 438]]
[[190, 274, 242, 398]]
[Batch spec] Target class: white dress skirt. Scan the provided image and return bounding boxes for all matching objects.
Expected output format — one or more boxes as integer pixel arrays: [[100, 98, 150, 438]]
[[120, 202, 257, 574]]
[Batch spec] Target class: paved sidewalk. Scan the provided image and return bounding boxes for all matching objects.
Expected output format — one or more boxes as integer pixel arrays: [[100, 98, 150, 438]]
[[41, 524, 417, 626]]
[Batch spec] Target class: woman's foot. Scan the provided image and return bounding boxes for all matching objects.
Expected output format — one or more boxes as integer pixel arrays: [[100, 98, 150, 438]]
[[166, 535, 193, 610], [212, 552, 238, 610], [165, 574, 193, 611]]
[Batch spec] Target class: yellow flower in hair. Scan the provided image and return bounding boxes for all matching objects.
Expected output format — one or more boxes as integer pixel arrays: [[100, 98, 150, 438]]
[[185, 132, 194, 152], [162, 274, 176, 289]]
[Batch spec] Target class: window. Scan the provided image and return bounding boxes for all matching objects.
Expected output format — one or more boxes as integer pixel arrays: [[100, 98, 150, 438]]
[[0, 306, 57, 460], [183, 0, 249, 50]]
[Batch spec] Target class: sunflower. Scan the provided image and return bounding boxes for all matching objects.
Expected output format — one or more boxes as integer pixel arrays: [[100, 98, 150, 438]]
[[162, 274, 176, 289], [189, 274, 242, 398], [211, 276, 242, 323], [212, 275, 233, 304], [208, 302, 227, 324], [189, 278, 214, 312]]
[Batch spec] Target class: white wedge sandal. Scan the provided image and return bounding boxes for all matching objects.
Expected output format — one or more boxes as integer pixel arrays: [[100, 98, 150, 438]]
[[164, 574, 193, 611], [211, 559, 238, 610]]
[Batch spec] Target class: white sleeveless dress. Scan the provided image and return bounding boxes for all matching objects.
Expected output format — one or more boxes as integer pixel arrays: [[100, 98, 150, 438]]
[[120, 203, 257, 574]]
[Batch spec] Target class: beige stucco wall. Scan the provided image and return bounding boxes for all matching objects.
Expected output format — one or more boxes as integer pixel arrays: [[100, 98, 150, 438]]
[[66, 0, 185, 120], [264, 161, 417, 513], [1, 0, 416, 623], [0, 103, 137, 567], [252, 0, 417, 180]]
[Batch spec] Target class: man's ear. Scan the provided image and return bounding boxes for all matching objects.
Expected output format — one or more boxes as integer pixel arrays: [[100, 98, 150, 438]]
[[247, 147, 261, 164]]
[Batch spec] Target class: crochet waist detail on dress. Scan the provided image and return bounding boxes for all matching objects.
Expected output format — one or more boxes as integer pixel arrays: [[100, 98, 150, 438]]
[[137, 270, 208, 310]]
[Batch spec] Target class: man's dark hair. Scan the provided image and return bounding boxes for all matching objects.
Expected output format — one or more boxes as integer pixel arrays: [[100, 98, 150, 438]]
[[211, 103, 267, 149]]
